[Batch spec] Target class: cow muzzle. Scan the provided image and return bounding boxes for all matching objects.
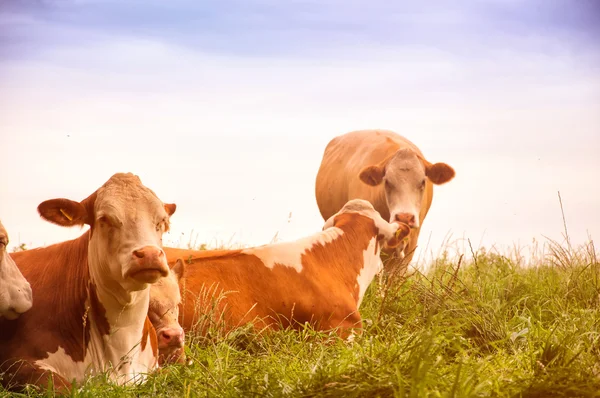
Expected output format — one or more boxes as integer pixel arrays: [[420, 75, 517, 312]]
[[383, 222, 411, 251], [124, 246, 169, 284], [157, 327, 186, 365], [157, 327, 185, 349]]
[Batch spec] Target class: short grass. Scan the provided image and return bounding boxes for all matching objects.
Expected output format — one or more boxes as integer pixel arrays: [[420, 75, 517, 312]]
[[2, 240, 599, 397]]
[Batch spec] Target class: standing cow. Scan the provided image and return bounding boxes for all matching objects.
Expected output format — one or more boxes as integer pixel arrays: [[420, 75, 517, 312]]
[[0, 220, 33, 319], [315, 130, 455, 274]]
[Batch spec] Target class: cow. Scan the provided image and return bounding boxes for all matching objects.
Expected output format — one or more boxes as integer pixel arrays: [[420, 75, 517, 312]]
[[315, 129, 455, 274], [0, 173, 176, 391], [0, 220, 33, 320], [148, 259, 186, 366], [163, 199, 411, 339]]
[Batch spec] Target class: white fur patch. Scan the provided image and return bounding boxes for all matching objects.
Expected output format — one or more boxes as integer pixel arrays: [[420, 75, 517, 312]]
[[356, 236, 383, 308], [35, 293, 157, 385], [0, 250, 33, 319], [35, 346, 93, 385], [243, 227, 344, 273]]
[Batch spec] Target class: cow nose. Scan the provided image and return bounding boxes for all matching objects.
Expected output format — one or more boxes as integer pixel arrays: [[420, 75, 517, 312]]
[[132, 246, 165, 264], [133, 247, 164, 259], [395, 213, 417, 228], [158, 328, 185, 348]]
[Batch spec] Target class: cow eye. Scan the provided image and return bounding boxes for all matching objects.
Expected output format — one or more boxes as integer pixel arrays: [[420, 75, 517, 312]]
[[419, 179, 426, 190], [156, 222, 162, 232]]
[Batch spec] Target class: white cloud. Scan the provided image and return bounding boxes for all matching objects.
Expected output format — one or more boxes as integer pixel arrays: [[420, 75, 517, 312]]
[[0, 25, 598, 265]]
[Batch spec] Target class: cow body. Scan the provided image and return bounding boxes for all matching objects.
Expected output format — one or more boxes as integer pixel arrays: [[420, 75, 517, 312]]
[[0, 221, 32, 319], [0, 173, 176, 390], [315, 130, 455, 273], [164, 199, 409, 338]]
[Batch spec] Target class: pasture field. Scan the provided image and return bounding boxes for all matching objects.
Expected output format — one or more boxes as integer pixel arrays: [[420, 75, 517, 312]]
[[2, 239, 599, 398]]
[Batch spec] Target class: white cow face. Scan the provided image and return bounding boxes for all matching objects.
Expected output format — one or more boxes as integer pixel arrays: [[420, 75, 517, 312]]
[[37, 173, 177, 292], [359, 148, 455, 228], [0, 220, 33, 319], [149, 259, 186, 365]]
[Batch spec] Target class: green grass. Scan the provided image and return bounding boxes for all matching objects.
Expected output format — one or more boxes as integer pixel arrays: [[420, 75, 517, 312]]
[[2, 240, 600, 397]]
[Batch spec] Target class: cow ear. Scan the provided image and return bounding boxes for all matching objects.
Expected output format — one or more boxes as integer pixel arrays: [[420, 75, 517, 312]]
[[171, 259, 186, 281], [425, 162, 455, 185], [38, 198, 89, 227], [164, 203, 177, 216], [359, 165, 385, 186], [384, 223, 411, 249], [322, 214, 336, 231]]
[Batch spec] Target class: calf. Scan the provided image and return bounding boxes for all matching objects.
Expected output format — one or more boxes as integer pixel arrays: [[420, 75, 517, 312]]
[[148, 259, 186, 365], [1, 173, 176, 391], [164, 199, 410, 338], [0, 220, 33, 319]]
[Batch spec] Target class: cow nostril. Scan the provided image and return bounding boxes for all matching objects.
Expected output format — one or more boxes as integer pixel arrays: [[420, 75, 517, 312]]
[[133, 250, 145, 259], [160, 331, 172, 342], [395, 213, 416, 227]]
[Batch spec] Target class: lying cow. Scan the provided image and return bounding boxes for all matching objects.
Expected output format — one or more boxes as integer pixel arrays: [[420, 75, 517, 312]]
[[163, 199, 410, 340], [1, 173, 176, 391], [315, 129, 455, 274], [0, 220, 33, 320], [148, 259, 186, 365]]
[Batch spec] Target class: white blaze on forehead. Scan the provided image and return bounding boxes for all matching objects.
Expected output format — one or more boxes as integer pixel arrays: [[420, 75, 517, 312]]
[[242, 227, 344, 273], [355, 236, 383, 308], [384, 151, 426, 227]]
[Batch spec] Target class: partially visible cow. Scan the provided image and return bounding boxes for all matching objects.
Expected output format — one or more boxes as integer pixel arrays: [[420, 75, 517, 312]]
[[148, 259, 186, 365], [1, 173, 176, 391], [0, 220, 33, 320], [164, 199, 410, 338], [315, 129, 455, 274]]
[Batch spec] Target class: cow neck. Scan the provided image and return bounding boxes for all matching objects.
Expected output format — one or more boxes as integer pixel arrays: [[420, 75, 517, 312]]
[[331, 214, 381, 301], [86, 238, 150, 330], [84, 232, 152, 380]]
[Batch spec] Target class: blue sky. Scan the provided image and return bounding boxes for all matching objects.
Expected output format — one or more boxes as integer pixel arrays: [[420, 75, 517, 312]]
[[1, 0, 599, 265]]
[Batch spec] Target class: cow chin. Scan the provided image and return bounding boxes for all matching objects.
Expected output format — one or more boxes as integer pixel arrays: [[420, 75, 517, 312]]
[[159, 347, 186, 366]]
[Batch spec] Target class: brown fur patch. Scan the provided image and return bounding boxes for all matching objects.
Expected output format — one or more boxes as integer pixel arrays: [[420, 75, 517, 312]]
[[88, 283, 110, 336]]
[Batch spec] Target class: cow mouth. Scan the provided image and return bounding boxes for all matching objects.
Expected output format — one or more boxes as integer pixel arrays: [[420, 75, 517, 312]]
[[125, 266, 169, 284], [2, 308, 21, 320], [159, 347, 186, 366]]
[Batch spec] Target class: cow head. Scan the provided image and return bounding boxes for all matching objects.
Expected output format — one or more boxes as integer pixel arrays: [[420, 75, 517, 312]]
[[323, 199, 411, 249], [0, 220, 33, 320], [37, 173, 176, 292], [149, 259, 186, 365], [358, 148, 454, 228]]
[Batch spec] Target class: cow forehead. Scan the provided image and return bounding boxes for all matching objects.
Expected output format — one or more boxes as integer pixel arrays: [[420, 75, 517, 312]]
[[337, 199, 377, 219], [94, 173, 166, 219], [388, 149, 424, 174], [151, 272, 181, 305]]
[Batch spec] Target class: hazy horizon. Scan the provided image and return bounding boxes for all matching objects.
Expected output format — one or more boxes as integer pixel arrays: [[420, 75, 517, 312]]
[[1, 0, 599, 267]]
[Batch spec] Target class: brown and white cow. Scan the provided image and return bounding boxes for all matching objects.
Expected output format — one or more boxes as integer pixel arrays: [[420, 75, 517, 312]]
[[0, 173, 176, 391], [148, 259, 186, 366], [0, 220, 33, 320], [315, 130, 455, 274], [163, 199, 410, 339]]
